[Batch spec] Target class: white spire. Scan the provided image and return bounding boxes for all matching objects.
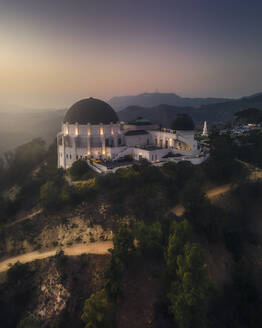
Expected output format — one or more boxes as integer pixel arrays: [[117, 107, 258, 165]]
[[202, 121, 208, 136]]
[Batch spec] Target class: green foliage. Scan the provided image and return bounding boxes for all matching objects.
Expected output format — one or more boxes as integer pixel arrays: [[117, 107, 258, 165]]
[[2, 138, 46, 187], [134, 221, 163, 256], [7, 262, 30, 284], [164, 220, 212, 328], [165, 220, 192, 277], [40, 180, 71, 212], [70, 159, 92, 180], [105, 226, 134, 300], [112, 225, 134, 261], [181, 181, 228, 241], [18, 314, 40, 328], [81, 289, 115, 328], [234, 108, 262, 123], [171, 114, 195, 130], [234, 131, 262, 168], [205, 135, 246, 182], [181, 181, 207, 212], [168, 243, 212, 328], [209, 261, 261, 328]]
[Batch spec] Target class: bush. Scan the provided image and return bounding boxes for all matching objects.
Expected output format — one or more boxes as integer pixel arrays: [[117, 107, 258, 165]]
[[82, 289, 115, 328], [134, 221, 163, 256], [70, 160, 91, 180], [18, 314, 40, 328], [40, 180, 71, 212], [168, 243, 212, 328]]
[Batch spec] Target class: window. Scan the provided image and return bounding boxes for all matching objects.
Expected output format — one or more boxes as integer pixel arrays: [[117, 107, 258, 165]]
[[165, 140, 168, 148], [155, 138, 157, 145], [76, 155, 79, 160], [105, 138, 109, 147], [147, 139, 149, 145], [70, 154, 72, 159], [151, 155, 154, 161], [118, 138, 121, 145]]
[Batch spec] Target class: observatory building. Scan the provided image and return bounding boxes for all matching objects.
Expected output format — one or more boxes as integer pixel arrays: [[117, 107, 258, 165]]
[[57, 98, 206, 172]]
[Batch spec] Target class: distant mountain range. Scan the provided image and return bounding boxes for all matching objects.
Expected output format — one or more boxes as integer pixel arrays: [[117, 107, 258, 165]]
[[117, 93, 262, 127], [1, 91, 262, 153], [108, 92, 232, 111]]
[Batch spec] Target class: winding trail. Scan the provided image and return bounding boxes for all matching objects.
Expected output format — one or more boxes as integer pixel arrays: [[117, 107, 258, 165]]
[[1, 184, 231, 272], [6, 209, 42, 228], [3, 161, 260, 273], [172, 184, 231, 217], [0, 241, 113, 273]]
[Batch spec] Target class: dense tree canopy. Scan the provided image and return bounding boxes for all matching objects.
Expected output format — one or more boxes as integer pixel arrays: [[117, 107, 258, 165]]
[[234, 108, 262, 123]]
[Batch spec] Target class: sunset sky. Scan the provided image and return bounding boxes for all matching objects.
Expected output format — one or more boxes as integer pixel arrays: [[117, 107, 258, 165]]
[[0, 0, 262, 108]]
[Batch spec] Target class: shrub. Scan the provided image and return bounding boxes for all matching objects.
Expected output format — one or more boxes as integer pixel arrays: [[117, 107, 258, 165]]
[[82, 289, 115, 328], [70, 160, 90, 180]]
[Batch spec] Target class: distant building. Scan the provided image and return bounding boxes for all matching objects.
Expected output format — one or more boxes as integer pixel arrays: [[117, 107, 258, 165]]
[[57, 98, 207, 173], [202, 121, 208, 137]]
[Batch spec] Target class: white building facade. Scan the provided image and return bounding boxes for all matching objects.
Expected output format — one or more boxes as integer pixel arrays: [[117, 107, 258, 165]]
[[57, 98, 206, 171]]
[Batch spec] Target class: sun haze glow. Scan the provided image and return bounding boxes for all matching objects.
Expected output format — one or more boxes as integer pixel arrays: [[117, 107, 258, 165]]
[[0, 0, 262, 108]]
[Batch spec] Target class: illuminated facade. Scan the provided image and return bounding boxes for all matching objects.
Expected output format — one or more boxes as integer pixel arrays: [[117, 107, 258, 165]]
[[57, 98, 204, 170]]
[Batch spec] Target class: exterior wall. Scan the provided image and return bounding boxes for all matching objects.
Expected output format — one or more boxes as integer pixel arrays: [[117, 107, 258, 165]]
[[149, 129, 198, 153], [58, 121, 201, 170], [132, 148, 169, 162], [123, 124, 159, 131], [124, 134, 152, 147]]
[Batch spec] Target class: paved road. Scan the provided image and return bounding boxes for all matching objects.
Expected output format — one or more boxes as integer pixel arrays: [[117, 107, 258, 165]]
[[0, 241, 113, 273]]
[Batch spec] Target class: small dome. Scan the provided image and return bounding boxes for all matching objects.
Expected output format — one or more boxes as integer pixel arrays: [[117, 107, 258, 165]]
[[171, 114, 195, 130], [63, 98, 119, 125]]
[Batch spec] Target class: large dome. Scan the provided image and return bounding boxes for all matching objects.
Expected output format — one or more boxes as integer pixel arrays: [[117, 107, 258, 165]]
[[63, 98, 119, 125]]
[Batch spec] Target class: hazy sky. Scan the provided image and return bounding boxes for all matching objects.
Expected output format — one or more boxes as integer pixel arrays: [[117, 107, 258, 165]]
[[0, 0, 262, 108]]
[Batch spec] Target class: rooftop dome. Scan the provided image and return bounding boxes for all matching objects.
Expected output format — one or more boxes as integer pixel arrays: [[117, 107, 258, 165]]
[[63, 98, 119, 125], [171, 114, 195, 131]]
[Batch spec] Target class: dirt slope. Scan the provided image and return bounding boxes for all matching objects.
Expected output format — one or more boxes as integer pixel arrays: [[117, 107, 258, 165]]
[[0, 240, 113, 272]]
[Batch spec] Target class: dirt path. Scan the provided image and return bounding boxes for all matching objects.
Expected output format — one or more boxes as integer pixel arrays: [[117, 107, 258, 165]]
[[237, 159, 262, 181], [6, 208, 42, 228], [172, 184, 231, 217], [0, 240, 113, 273], [206, 184, 231, 198]]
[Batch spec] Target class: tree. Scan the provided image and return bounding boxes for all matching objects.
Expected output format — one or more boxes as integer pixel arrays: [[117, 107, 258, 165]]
[[18, 314, 40, 328], [105, 226, 134, 300], [168, 243, 212, 328], [81, 289, 115, 328], [40, 180, 70, 211], [69, 159, 91, 180], [134, 221, 163, 256], [234, 108, 262, 124], [165, 220, 192, 277]]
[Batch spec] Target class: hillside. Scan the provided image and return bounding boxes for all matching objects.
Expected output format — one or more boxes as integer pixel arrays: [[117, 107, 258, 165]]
[[108, 92, 231, 111], [0, 109, 66, 154], [118, 94, 262, 126], [2, 133, 262, 327]]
